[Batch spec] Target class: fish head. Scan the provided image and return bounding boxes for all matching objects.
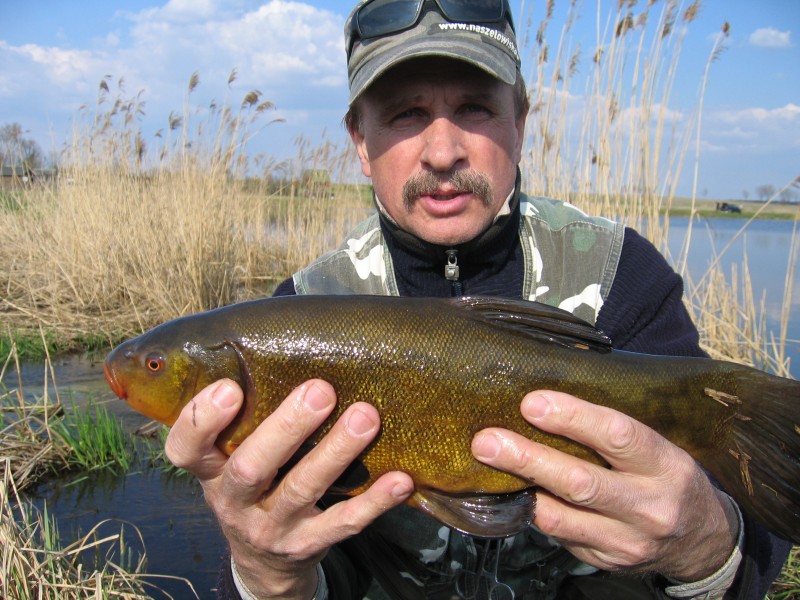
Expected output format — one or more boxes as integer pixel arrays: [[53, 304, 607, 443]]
[[104, 320, 241, 425]]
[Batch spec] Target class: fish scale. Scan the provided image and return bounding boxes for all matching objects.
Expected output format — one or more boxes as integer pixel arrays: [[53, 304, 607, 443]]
[[104, 295, 800, 540]]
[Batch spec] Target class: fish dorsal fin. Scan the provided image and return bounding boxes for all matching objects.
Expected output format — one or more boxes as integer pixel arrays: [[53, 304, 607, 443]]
[[412, 487, 535, 538], [454, 297, 612, 353]]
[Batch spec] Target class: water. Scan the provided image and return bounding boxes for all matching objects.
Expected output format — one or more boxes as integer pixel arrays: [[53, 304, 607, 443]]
[[664, 217, 800, 377], [9, 356, 227, 599], [6, 216, 798, 597], [28, 467, 225, 599]]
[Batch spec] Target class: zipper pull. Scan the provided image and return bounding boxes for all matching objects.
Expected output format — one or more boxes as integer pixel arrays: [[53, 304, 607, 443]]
[[445, 249, 463, 296], [445, 249, 460, 281]]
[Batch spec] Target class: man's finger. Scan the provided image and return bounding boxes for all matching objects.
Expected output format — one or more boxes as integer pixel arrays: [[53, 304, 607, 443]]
[[307, 471, 415, 548], [472, 427, 619, 511], [265, 402, 382, 520], [519, 390, 671, 474], [222, 380, 337, 510], [165, 379, 244, 480]]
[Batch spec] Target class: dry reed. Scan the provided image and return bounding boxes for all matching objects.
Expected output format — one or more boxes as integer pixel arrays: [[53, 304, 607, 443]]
[[0, 73, 369, 348], [1, 461, 195, 599], [519, 0, 796, 375], [0, 343, 69, 491]]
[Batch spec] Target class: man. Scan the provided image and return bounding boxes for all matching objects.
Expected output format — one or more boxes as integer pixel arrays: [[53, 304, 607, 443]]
[[166, 1, 791, 598]]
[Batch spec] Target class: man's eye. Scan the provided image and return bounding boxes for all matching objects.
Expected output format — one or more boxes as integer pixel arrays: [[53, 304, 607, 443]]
[[463, 104, 491, 115], [392, 108, 422, 121]]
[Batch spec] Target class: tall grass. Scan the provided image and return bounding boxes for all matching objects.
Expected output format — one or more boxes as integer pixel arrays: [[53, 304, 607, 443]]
[[519, 0, 797, 377], [769, 546, 800, 600], [0, 343, 70, 490], [50, 400, 134, 474], [0, 72, 369, 351]]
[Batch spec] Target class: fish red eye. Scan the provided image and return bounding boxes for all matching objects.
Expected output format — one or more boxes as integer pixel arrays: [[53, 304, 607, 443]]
[[145, 353, 165, 373]]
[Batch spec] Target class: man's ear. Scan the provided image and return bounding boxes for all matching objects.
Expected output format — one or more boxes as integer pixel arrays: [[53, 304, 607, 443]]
[[513, 102, 529, 165], [349, 126, 372, 178], [346, 106, 372, 178]]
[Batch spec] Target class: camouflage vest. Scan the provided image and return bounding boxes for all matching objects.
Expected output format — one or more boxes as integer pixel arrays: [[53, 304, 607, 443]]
[[293, 193, 627, 598], [293, 192, 625, 325]]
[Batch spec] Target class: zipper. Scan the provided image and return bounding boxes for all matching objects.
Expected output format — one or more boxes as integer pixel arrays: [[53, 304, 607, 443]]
[[445, 249, 463, 296]]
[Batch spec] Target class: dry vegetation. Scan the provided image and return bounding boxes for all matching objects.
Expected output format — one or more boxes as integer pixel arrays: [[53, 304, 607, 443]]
[[0, 73, 371, 350], [520, 0, 798, 378], [1, 343, 194, 598], [0, 0, 797, 596], [0, 462, 184, 600]]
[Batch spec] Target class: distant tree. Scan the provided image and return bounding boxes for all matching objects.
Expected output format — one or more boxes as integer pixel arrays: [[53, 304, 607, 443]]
[[755, 184, 776, 202], [778, 188, 798, 204], [0, 122, 43, 169], [741, 189, 750, 201]]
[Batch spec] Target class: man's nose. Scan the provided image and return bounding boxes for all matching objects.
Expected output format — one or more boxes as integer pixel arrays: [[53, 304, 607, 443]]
[[419, 118, 467, 172]]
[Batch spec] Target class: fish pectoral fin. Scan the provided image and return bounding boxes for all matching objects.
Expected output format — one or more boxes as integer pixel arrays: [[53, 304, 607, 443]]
[[455, 297, 612, 353], [411, 487, 535, 538]]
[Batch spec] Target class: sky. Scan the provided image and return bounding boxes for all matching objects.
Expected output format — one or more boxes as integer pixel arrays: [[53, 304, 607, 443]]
[[1, 0, 798, 200]]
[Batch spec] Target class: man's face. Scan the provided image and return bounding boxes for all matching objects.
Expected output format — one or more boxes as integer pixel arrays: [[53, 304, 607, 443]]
[[350, 58, 527, 246]]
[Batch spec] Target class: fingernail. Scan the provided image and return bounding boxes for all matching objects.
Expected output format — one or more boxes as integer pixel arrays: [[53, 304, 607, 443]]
[[391, 481, 414, 499], [523, 393, 550, 420], [211, 380, 238, 409], [346, 407, 375, 436], [303, 383, 334, 412], [472, 432, 501, 460]]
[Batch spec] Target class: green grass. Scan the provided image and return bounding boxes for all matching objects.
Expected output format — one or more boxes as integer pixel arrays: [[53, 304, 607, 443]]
[[0, 189, 24, 212], [769, 546, 800, 599], [132, 422, 191, 478], [50, 400, 134, 473]]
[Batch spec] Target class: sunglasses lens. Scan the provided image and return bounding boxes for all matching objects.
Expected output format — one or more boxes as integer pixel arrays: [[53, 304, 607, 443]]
[[357, 0, 424, 39], [350, 0, 512, 55], [437, 0, 505, 22]]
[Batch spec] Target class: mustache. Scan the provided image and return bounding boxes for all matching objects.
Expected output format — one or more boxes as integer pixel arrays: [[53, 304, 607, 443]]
[[402, 170, 493, 210]]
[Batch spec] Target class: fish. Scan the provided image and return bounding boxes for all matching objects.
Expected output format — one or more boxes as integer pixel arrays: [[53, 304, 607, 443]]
[[103, 295, 800, 541]]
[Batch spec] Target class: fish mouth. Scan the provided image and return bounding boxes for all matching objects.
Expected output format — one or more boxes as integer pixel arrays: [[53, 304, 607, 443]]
[[104, 361, 126, 399]]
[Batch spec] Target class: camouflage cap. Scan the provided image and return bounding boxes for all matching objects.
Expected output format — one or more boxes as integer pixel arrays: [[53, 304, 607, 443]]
[[345, 1, 521, 104]]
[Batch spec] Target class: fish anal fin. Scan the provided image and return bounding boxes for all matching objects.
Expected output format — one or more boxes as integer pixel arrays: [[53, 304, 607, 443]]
[[454, 297, 612, 353], [411, 487, 535, 538]]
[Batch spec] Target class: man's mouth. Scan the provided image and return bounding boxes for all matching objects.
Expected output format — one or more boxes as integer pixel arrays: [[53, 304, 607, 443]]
[[403, 169, 493, 210], [428, 191, 463, 201]]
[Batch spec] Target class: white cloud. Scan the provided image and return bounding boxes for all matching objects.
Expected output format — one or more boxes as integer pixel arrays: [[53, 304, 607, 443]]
[[748, 27, 793, 49], [121, 0, 345, 91], [713, 104, 800, 124], [702, 103, 800, 164], [0, 0, 352, 163]]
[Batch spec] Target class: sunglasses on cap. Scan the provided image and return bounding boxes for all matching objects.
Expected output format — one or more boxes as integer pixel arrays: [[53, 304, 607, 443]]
[[347, 0, 516, 59]]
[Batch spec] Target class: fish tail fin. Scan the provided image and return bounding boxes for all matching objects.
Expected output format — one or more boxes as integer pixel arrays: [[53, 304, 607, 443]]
[[700, 368, 800, 543]]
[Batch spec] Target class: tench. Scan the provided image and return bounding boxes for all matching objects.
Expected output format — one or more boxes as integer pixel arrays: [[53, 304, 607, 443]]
[[104, 295, 800, 541]]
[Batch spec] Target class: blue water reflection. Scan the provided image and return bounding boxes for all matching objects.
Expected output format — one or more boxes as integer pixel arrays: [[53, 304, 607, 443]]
[[28, 467, 225, 599], [664, 217, 800, 377]]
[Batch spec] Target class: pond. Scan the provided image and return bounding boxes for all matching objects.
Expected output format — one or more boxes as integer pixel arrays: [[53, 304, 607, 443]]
[[665, 216, 800, 377], [8, 216, 799, 598], [15, 356, 227, 599]]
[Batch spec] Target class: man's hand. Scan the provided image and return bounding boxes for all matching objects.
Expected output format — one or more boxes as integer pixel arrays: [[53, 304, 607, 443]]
[[472, 390, 739, 582], [165, 379, 414, 599]]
